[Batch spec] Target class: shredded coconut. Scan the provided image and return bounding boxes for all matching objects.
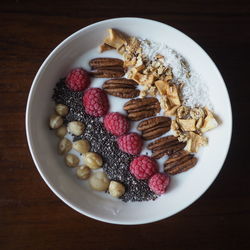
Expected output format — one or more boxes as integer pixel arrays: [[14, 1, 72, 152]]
[[140, 39, 212, 108]]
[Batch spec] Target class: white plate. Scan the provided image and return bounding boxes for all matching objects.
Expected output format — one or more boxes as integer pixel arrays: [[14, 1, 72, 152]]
[[26, 17, 232, 225]]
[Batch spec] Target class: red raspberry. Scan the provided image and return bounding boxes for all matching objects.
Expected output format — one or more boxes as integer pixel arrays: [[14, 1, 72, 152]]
[[66, 68, 90, 91], [104, 112, 130, 136], [129, 155, 157, 180], [148, 173, 170, 195], [83, 88, 109, 117], [117, 133, 142, 155]]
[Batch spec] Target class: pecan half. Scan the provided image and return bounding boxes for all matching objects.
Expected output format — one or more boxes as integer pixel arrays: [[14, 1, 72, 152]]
[[103, 78, 140, 98], [164, 150, 197, 175], [137, 116, 171, 140], [123, 97, 160, 121], [90, 67, 125, 78], [147, 135, 186, 159], [89, 58, 124, 69], [89, 57, 125, 78]]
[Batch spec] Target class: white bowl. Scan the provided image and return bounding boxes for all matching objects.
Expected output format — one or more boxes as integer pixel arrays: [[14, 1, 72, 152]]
[[26, 17, 232, 225]]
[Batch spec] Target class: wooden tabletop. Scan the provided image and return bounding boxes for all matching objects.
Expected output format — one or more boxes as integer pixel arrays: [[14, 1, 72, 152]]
[[1, 0, 249, 249]]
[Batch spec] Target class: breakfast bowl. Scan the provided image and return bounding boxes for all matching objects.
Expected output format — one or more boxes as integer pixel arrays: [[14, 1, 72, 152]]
[[26, 17, 232, 225]]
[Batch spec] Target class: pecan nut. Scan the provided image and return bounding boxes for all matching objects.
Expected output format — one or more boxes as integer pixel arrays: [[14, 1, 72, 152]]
[[164, 150, 197, 175], [137, 116, 171, 140], [90, 67, 125, 78], [89, 57, 125, 78], [89, 57, 124, 69], [103, 78, 140, 98], [123, 97, 160, 121], [147, 135, 186, 159]]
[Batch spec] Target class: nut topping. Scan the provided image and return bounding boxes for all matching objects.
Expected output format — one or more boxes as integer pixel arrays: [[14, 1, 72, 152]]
[[164, 150, 197, 175], [49, 114, 63, 129], [55, 104, 69, 117], [103, 78, 140, 98], [58, 138, 72, 155], [84, 152, 103, 169], [67, 121, 85, 136], [108, 181, 125, 198], [89, 57, 125, 78], [123, 97, 160, 121], [65, 153, 80, 168], [147, 135, 186, 159], [90, 67, 125, 78], [89, 57, 124, 69], [137, 116, 171, 140], [89, 171, 110, 191]]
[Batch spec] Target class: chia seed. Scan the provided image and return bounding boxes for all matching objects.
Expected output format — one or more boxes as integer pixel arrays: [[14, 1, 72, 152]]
[[52, 79, 157, 202]]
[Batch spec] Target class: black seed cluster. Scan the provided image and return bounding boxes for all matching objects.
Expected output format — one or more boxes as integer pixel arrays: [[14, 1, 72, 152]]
[[52, 80, 157, 202]]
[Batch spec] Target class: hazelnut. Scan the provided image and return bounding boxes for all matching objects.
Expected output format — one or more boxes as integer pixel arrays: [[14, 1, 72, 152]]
[[58, 138, 72, 154], [84, 152, 103, 169], [76, 165, 91, 180], [89, 172, 110, 191], [73, 140, 90, 154], [108, 181, 125, 198], [55, 104, 69, 116], [67, 121, 85, 136], [49, 114, 63, 129], [55, 126, 67, 138], [65, 153, 79, 168]]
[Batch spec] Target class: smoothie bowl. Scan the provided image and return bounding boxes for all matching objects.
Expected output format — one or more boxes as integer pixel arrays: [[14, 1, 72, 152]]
[[26, 18, 232, 225]]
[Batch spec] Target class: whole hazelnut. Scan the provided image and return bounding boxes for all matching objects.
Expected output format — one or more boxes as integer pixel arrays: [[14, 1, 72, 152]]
[[49, 114, 63, 129], [108, 181, 125, 198], [67, 121, 85, 136], [89, 172, 110, 191], [55, 126, 67, 138], [65, 153, 79, 168], [58, 138, 72, 155], [76, 165, 91, 180], [73, 140, 90, 154], [55, 104, 69, 117], [84, 152, 103, 169]]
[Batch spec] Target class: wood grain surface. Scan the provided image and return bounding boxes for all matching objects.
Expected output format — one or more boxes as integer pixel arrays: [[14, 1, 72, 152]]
[[0, 0, 249, 249]]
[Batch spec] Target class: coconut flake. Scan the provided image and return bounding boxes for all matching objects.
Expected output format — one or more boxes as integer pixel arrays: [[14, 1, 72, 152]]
[[140, 39, 212, 108]]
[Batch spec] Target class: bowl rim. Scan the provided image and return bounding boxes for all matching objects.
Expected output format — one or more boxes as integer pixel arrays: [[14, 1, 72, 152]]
[[25, 17, 232, 225]]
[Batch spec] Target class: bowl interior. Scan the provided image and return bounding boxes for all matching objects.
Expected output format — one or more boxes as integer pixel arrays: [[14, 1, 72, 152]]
[[26, 18, 232, 225]]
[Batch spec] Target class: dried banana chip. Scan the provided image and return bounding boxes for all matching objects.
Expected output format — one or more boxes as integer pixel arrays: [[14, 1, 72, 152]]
[[186, 132, 208, 153], [104, 28, 128, 50], [166, 83, 181, 106], [196, 117, 204, 129], [177, 119, 196, 132], [127, 37, 140, 53], [200, 108, 218, 133], [155, 80, 168, 95], [155, 80, 181, 115]]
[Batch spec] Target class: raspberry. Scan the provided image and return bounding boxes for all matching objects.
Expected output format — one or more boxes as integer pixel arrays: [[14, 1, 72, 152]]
[[83, 88, 109, 117], [66, 68, 90, 91], [117, 133, 142, 155], [129, 155, 157, 179], [104, 112, 130, 136], [148, 173, 170, 195]]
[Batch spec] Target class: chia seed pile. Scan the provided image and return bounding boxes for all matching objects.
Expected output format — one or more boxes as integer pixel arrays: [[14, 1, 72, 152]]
[[53, 79, 157, 202]]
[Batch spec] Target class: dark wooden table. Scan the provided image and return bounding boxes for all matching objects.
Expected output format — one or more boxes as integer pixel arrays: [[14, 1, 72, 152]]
[[1, 0, 249, 249]]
